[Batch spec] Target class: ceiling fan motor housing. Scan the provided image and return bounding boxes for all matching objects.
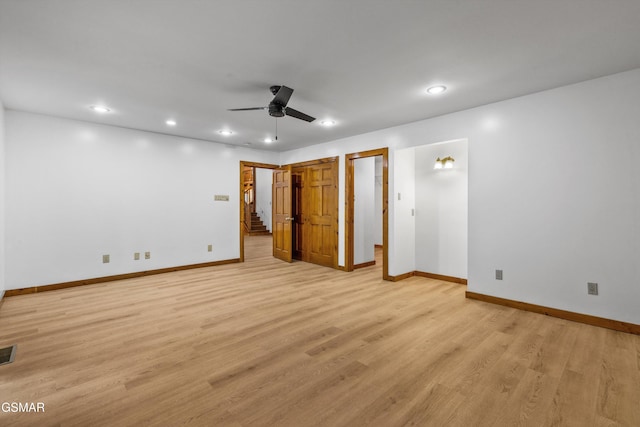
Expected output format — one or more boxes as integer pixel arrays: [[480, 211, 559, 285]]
[[268, 103, 285, 117]]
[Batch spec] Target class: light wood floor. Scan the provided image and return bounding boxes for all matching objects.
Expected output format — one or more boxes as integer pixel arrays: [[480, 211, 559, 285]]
[[0, 235, 638, 426]]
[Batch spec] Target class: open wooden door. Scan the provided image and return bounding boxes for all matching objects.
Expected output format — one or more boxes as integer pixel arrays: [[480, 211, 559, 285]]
[[272, 166, 293, 262]]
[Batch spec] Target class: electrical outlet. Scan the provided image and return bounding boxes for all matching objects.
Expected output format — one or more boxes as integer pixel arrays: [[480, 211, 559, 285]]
[[495, 269, 503, 280], [145, 251, 151, 260], [587, 282, 598, 295], [102, 254, 110, 263], [398, 193, 402, 201], [134, 252, 140, 260], [207, 244, 213, 252]]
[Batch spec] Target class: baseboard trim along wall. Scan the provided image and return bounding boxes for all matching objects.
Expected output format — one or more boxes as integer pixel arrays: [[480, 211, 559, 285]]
[[4, 258, 240, 297], [389, 270, 468, 285], [389, 272, 414, 282], [466, 291, 640, 335], [353, 261, 376, 270], [413, 271, 467, 285]]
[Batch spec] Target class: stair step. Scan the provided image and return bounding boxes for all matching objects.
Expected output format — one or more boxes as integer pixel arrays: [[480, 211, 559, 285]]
[[247, 211, 268, 232], [247, 230, 272, 236]]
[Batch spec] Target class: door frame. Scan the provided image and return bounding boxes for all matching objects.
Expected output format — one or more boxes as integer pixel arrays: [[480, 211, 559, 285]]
[[345, 148, 390, 280], [239, 161, 279, 262]]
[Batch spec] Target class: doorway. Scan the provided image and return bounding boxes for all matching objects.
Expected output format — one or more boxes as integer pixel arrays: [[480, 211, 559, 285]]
[[345, 148, 390, 280], [239, 157, 339, 269], [239, 161, 279, 262], [290, 158, 338, 268]]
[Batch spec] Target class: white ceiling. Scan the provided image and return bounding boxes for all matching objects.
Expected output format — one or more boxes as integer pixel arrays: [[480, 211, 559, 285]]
[[1, 1, 640, 152]]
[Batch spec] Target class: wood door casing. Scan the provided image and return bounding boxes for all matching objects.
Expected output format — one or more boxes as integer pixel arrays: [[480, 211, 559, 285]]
[[272, 167, 292, 262]]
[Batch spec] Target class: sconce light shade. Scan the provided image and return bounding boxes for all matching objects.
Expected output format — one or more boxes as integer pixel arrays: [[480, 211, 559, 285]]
[[443, 157, 454, 168], [434, 156, 455, 170]]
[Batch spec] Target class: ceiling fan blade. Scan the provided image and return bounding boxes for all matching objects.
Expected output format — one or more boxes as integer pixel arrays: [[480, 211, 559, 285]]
[[272, 85, 294, 107], [228, 107, 267, 111], [285, 107, 316, 122]]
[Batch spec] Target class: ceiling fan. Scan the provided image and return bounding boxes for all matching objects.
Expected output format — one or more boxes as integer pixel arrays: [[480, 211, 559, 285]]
[[228, 85, 316, 123]]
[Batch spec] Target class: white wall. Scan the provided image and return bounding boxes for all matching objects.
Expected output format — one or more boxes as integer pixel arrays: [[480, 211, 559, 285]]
[[4, 111, 278, 289], [254, 168, 272, 232], [392, 148, 416, 275], [374, 157, 383, 246], [353, 157, 375, 265], [281, 68, 640, 324], [414, 140, 468, 278], [0, 100, 5, 298]]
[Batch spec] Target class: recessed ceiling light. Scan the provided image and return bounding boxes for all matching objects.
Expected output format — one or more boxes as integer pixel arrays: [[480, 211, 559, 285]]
[[264, 137, 273, 144], [426, 85, 447, 95], [320, 120, 336, 127], [165, 119, 177, 126], [89, 105, 111, 113], [218, 130, 233, 136]]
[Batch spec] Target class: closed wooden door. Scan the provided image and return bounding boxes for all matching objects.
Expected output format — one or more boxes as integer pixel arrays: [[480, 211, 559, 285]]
[[272, 166, 293, 262], [306, 162, 338, 268]]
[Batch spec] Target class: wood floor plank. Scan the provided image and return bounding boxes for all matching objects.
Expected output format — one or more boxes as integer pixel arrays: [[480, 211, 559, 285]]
[[0, 235, 639, 426]]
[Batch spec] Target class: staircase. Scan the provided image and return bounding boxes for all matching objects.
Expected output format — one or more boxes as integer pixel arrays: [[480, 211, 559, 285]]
[[246, 211, 271, 236]]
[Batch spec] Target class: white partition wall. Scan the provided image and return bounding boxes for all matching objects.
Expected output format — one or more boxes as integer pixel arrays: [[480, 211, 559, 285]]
[[374, 157, 383, 246], [414, 140, 468, 279], [254, 168, 273, 232], [4, 112, 279, 290], [353, 157, 375, 265]]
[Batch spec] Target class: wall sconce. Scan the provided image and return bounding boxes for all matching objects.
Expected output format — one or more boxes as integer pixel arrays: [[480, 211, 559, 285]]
[[434, 156, 455, 169]]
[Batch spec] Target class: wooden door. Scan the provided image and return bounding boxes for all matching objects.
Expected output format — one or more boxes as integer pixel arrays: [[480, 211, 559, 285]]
[[272, 166, 293, 262], [306, 161, 338, 268]]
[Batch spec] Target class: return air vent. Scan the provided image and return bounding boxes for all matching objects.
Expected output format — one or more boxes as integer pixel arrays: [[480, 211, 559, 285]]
[[0, 345, 17, 366]]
